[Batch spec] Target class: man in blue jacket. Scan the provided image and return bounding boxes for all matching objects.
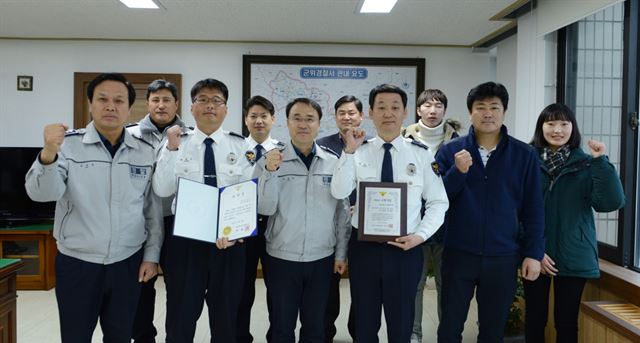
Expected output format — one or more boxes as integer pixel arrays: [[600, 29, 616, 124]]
[[435, 82, 544, 343]]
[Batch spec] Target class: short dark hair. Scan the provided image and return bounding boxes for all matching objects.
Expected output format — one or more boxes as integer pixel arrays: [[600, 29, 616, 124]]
[[243, 95, 275, 117], [146, 79, 179, 101], [530, 103, 582, 149], [368, 84, 408, 109], [466, 82, 509, 112], [87, 73, 136, 107], [417, 89, 448, 109], [190, 78, 229, 103], [334, 95, 363, 113], [285, 98, 323, 120]]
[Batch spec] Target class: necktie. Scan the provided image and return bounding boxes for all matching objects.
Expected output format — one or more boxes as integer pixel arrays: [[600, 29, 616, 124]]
[[203, 138, 217, 187], [255, 144, 264, 162], [381, 143, 393, 182]]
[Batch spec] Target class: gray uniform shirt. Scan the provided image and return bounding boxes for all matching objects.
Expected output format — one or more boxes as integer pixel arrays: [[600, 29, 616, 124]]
[[127, 114, 186, 216], [253, 141, 351, 262], [25, 122, 163, 264]]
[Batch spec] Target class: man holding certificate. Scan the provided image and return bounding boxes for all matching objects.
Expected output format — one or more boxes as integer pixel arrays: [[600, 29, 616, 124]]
[[331, 84, 449, 342], [152, 78, 253, 343], [254, 98, 351, 343]]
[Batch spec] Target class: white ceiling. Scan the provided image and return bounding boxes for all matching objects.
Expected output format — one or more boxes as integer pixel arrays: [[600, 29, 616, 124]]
[[0, 0, 523, 46]]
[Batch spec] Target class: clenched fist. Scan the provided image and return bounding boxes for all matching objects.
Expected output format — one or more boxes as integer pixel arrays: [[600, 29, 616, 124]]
[[454, 149, 473, 174], [165, 125, 183, 151], [342, 127, 366, 154], [587, 139, 605, 158], [265, 149, 284, 172], [41, 123, 68, 164]]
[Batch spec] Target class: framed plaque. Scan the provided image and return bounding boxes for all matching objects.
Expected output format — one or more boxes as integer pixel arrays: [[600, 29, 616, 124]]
[[357, 181, 407, 242]]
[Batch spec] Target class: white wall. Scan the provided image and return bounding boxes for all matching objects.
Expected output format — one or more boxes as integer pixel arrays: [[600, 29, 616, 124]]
[[0, 39, 491, 147], [495, 34, 518, 134]]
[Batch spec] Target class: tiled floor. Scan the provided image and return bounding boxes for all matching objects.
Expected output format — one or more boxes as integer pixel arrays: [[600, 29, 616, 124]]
[[17, 276, 479, 342]]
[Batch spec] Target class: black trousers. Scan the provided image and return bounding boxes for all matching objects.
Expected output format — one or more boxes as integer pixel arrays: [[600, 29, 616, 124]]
[[132, 215, 173, 343], [163, 230, 246, 343], [237, 216, 273, 343], [523, 274, 587, 343], [348, 229, 423, 343], [56, 249, 144, 343], [437, 248, 520, 343], [266, 254, 334, 343], [324, 272, 356, 342]]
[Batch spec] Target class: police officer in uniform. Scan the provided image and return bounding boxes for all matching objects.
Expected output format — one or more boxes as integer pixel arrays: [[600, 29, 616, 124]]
[[238, 95, 280, 343], [25, 73, 162, 343], [254, 98, 351, 343], [153, 78, 252, 343], [128, 79, 186, 343], [331, 84, 449, 343]]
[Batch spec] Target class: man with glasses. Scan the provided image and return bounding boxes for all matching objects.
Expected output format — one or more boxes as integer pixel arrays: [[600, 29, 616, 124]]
[[128, 79, 187, 343], [153, 78, 252, 342], [254, 98, 351, 343]]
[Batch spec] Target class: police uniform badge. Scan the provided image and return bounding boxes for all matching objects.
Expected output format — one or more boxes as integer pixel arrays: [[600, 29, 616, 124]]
[[431, 162, 441, 176], [407, 163, 416, 176], [227, 152, 237, 164], [245, 150, 256, 165]]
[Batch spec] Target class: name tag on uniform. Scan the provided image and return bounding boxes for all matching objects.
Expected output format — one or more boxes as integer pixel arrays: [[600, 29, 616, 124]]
[[322, 175, 332, 185], [130, 166, 150, 179]]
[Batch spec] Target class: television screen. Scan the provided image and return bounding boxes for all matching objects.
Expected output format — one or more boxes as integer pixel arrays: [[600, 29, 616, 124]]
[[0, 147, 55, 225]]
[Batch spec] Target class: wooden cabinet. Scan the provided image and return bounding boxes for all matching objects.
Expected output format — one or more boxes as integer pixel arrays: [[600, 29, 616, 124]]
[[0, 226, 55, 290], [0, 259, 23, 343]]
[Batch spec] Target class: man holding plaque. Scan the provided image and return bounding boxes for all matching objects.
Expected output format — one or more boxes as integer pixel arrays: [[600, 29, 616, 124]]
[[254, 98, 351, 343], [331, 84, 449, 342], [435, 82, 543, 342], [152, 78, 252, 342]]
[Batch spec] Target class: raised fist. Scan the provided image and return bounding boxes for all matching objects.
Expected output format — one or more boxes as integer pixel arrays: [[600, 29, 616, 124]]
[[454, 149, 473, 174], [41, 123, 68, 164], [166, 125, 183, 151], [265, 149, 284, 172]]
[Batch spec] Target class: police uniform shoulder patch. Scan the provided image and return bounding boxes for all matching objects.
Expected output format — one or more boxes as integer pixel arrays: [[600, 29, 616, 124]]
[[64, 128, 86, 137], [319, 145, 339, 158], [245, 150, 257, 165], [431, 161, 442, 176], [410, 140, 429, 151], [227, 131, 245, 140]]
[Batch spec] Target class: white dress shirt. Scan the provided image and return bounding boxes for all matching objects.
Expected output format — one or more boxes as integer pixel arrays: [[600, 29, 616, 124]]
[[153, 126, 252, 199], [331, 134, 449, 241]]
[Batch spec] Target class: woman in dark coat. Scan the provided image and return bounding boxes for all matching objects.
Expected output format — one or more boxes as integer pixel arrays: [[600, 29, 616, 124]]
[[524, 103, 625, 342]]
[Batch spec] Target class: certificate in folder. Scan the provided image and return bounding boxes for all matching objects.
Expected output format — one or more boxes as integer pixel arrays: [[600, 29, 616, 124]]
[[173, 177, 258, 243]]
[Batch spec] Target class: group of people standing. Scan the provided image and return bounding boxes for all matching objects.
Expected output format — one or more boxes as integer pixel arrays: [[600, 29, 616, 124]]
[[25, 72, 624, 343]]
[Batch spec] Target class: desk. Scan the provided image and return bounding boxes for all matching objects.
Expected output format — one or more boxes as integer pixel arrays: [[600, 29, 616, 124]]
[[0, 259, 24, 343]]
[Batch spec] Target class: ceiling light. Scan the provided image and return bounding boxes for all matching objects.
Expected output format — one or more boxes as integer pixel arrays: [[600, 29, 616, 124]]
[[359, 0, 398, 13], [119, 0, 159, 9]]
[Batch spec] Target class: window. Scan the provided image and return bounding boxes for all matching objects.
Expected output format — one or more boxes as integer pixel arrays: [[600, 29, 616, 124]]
[[559, 0, 639, 268]]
